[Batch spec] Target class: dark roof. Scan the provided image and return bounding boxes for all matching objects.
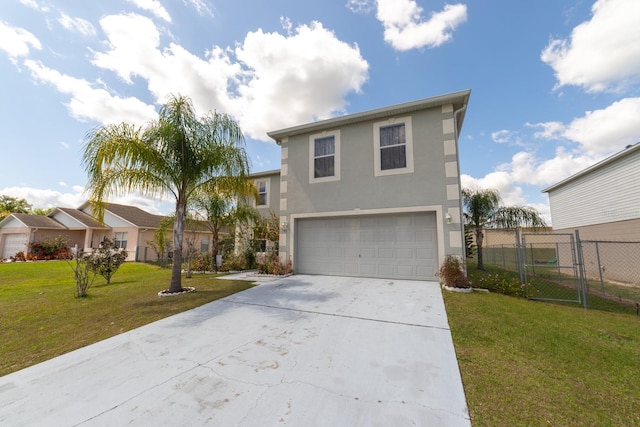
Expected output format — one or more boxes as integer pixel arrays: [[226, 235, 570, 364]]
[[11, 213, 67, 229], [106, 203, 166, 228], [54, 208, 109, 229]]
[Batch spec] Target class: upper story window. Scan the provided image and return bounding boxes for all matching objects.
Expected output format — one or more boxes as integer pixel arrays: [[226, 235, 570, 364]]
[[373, 116, 414, 176], [309, 130, 341, 183], [256, 180, 268, 206]]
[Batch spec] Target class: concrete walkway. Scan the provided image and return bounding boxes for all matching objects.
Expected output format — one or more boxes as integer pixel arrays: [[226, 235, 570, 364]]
[[0, 275, 470, 426]]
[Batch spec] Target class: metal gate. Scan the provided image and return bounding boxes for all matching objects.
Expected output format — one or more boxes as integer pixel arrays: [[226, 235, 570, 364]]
[[518, 230, 588, 307]]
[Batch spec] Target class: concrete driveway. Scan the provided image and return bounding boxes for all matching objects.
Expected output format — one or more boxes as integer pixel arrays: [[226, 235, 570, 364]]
[[0, 275, 470, 426]]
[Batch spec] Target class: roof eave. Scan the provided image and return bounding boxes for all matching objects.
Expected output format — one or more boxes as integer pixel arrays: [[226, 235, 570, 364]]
[[267, 89, 471, 143]]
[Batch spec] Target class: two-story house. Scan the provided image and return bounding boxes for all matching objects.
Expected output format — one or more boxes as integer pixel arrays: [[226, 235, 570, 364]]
[[263, 90, 471, 280]]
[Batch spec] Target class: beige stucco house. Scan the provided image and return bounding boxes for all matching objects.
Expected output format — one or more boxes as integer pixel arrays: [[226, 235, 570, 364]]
[[0, 203, 214, 262]]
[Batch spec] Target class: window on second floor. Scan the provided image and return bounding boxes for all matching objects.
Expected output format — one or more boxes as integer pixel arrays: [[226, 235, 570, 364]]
[[309, 130, 340, 183], [373, 117, 414, 176]]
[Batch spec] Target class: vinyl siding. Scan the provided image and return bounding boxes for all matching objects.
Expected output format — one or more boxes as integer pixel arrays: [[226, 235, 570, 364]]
[[548, 149, 640, 229]]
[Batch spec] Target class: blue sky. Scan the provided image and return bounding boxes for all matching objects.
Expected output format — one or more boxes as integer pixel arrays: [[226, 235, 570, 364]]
[[1, 0, 639, 223]]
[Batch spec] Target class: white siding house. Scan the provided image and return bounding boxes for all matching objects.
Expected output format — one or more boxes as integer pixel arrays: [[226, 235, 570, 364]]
[[543, 142, 640, 241]]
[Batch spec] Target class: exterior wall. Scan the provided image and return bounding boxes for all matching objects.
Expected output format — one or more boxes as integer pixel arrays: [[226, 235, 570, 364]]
[[278, 103, 465, 268], [547, 147, 640, 230], [252, 171, 281, 218], [552, 218, 640, 242]]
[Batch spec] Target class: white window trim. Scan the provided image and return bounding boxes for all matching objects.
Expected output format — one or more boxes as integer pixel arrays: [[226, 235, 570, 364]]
[[309, 130, 341, 184], [255, 179, 269, 207], [373, 116, 414, 177]]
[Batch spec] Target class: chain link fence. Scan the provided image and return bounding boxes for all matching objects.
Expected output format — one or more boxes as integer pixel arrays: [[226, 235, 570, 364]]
[[476, 228, 640, 311]]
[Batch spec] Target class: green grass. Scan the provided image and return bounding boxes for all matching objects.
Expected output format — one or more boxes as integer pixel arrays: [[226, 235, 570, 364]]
[[445, 289, 640, 426], [0, 261, 253, 376]]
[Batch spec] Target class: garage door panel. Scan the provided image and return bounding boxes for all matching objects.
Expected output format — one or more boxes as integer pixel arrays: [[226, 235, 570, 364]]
[[296, 212, 438, 280], [378, 248, 394, 258], [397, 248, 414, 259]]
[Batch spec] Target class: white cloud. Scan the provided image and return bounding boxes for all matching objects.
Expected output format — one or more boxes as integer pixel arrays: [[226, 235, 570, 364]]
[[530, 98, 640, 156], [183, 0, 215, 18], [527, 121, 564, 140], [375, 0, 467, 51], [0, 21, 41, 63], [19, 0, 49, 12], [126, 0, 172, 23], [58, 141, 70, 150], [346, 0, 376, 14], [0, 186, 85, 209], [491, 129, 511, 144], [562, 97, 640, 154], [91, 14, 369, 140], [58, 13, 96, 35], [0, 186, 172, 214], [232, 21, 369, 138], [541, 0, 640, 93], [470, 96, 640, 212], [24, 59, 158, 126]]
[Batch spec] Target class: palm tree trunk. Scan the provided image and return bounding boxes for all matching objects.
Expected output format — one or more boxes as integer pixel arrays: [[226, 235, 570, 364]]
[[169, 199, 186, 293], [475, 227, 485, 270], [211, 228, 219, 273]]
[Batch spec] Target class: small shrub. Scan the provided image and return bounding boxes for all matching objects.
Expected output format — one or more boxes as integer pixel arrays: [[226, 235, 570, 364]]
[[192, 252, 212, 272], [86, 239, 127, 285], [471, 271, 526, 297], [67, 251, 95, 298], [28, 236, 70, 260], [12, 251, 26, 262], [257, 255, 292, 275], [221, 254, 247, 271], [438, 254, 471, 288]]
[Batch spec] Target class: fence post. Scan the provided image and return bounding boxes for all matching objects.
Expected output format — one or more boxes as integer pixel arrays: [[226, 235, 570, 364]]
[[574, 230, 588, 308], [594, 241, 605, 294], [516, 228, 525, 289]]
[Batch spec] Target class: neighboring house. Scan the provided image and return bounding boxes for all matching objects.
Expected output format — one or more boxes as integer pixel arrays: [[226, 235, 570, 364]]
[[0, 213, 70, 259], [265, 90, 471, 280], [542, 142, 640, 241], [0, 202, 214, 262]]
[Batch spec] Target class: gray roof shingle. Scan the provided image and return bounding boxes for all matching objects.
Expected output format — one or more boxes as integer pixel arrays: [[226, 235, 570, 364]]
[[105, 203, 166, 228], [55, 208, 109, 229], [11, 213, 67, 229]]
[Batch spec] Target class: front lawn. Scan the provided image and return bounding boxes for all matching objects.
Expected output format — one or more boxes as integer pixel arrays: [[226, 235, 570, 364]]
[[0, 261, 253, 376], [445, 289, 640, 426]]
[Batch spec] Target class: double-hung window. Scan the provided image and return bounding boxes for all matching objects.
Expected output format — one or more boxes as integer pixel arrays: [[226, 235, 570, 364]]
[[200, 235, 209, 253], [256, 180, 268, 206], [114, 232, 128, 249], [309, 130, 340, 183], [373, 117, 414, 176]]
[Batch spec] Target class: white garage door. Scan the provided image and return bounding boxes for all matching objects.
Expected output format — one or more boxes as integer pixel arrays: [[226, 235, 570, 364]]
[[295, 212, 438, 280], [2, 233, 29, 259]]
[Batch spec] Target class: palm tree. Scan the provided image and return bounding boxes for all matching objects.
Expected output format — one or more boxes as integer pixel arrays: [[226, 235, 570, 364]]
[[462, 187, 547, 270], [190, 189, 259, 272], [82, 94, 251, 293]]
